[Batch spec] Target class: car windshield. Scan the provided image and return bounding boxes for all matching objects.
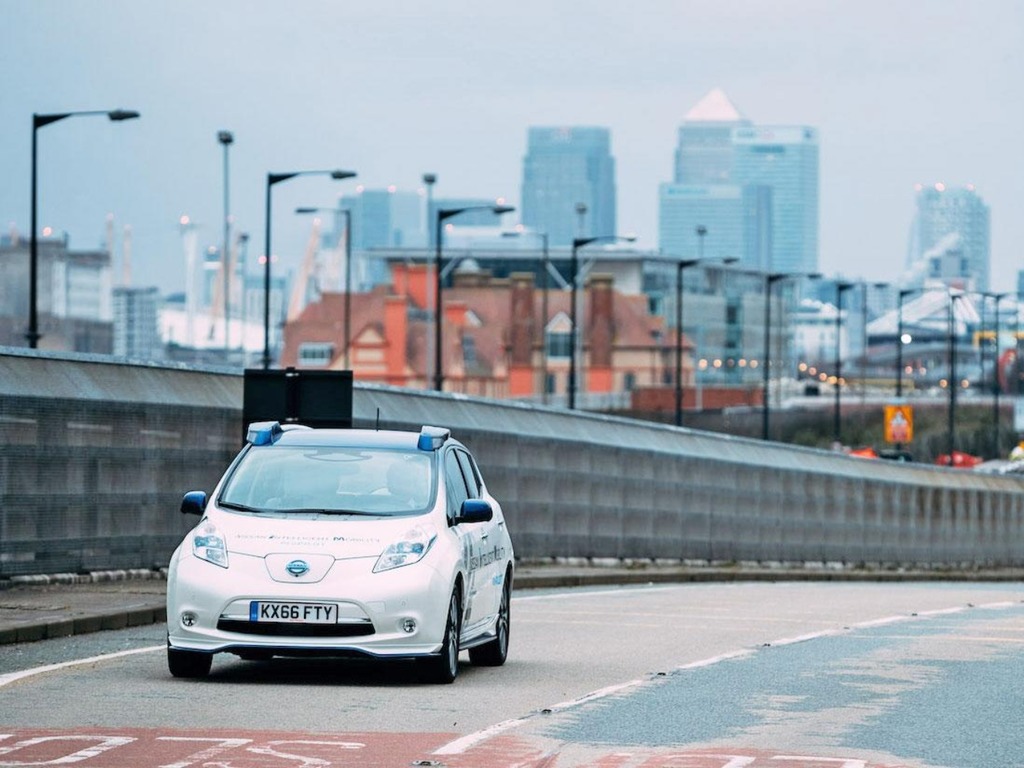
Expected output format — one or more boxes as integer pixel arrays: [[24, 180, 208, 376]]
[[218, 446, 436, 517]]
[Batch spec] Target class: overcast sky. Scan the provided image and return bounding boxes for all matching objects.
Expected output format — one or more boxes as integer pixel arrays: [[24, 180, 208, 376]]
[[2, 0, 1022, 294]]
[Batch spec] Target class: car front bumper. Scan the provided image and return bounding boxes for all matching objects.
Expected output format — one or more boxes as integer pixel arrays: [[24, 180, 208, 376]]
[[167, 550, 454, 657]]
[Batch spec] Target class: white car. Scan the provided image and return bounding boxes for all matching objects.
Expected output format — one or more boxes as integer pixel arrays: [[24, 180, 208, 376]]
[[166, 422, 514, 683]]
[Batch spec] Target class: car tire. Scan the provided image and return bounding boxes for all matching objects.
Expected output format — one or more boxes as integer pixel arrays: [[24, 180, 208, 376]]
[[469, 574, 511, 667], [167, 647, 213, 679], [420, 589, 461, 684]]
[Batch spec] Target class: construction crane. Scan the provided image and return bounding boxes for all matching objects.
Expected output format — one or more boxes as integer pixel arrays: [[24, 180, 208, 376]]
[[179, 215, 200, 348], [287, 217, 322, 322]]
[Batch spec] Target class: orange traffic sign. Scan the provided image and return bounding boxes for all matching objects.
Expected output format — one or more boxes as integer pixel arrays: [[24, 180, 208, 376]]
[[884, 404, 913, 444]]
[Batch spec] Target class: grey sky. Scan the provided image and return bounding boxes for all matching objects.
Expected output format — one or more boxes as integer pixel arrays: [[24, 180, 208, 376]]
[[2, 0, 1021, 293]]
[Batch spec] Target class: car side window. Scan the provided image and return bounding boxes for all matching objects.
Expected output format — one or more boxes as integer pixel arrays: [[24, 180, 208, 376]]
[[444, 451, 470, 520], [455, 450, 481, 498]]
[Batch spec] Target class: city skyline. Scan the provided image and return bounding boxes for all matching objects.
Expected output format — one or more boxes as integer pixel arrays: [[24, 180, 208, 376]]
[[1, 1, 1021, 296]]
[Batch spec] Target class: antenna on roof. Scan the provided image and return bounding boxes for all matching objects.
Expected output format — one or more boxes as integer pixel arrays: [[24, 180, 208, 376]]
[[375, 408, 380, 431]]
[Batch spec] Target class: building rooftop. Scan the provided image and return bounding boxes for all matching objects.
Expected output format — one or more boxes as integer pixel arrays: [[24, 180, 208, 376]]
[[684, 88, 746, 123]]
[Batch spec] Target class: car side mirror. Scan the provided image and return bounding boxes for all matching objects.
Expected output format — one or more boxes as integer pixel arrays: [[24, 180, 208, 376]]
[[181, 491, 208, 516], [456, 498, 493, 525]]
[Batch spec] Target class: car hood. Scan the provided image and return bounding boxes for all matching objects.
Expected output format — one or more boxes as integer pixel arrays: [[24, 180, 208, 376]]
[[209, 509, 424, 559]]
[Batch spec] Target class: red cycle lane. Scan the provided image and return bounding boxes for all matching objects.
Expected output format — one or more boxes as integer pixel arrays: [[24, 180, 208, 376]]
[[0, 729, 916, 768]]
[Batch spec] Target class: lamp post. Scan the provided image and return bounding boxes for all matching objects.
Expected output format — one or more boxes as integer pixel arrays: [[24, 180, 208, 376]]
[[761, 271, 821, 440], [761, 273, 792, 440], [28, 109, 140, 348], [295, 206, 354, 367], [569, 234, 636, 409], [833, 281, 856, 446], [989, 293, 1008, 457], [217, 130, 234, 356], [262, 169, 357, 369], [674, 252, 737, 427], [896, 288, 918, 398], [434, 203, 515, 391], [859, 282, 888, 400], [674, 225, 707, 425], [947, 290, 963, 460], [422, 173, 436, 247]]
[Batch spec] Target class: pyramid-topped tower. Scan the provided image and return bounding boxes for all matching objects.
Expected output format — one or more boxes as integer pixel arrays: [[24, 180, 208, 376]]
[[683, 88, 746, 123]]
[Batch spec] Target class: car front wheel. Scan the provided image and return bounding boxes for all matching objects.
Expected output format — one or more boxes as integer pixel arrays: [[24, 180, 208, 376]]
[[167, 647, 212, 679], [420, 589, 461, 684], [469, 575, 510, 667]]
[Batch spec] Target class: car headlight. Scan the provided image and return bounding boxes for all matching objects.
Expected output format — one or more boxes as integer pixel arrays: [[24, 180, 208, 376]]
[[192, 521, 229, 568], [373, 524, 437, 573]]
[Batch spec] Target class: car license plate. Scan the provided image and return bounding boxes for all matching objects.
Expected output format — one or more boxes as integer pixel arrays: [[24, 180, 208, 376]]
[[249, 601, 338, 624]]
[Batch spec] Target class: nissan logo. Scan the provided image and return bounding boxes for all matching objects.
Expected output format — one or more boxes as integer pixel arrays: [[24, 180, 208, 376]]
[[285, 559, 310, 577]]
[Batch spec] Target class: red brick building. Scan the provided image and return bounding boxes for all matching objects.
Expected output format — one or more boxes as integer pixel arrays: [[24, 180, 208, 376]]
[[280, 263, 692, 402]]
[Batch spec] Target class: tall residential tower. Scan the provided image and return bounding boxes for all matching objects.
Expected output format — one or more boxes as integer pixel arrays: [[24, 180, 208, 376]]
[[904, 183, 990, 291]]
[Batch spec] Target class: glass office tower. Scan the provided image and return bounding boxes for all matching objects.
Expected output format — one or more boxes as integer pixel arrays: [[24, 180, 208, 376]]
[[659, 184, 772, 269], [674, 88, 750, 184], [339, 188, 422, 251], [521, 127, 616, 246], [731, 126, 819, 275]]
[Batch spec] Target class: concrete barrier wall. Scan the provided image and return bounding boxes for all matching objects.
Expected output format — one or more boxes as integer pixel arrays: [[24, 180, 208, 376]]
[[3, 348, 1024, 577]]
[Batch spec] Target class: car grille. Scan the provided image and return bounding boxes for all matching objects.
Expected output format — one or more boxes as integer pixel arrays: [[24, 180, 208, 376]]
[[217, 620, 375, 637]]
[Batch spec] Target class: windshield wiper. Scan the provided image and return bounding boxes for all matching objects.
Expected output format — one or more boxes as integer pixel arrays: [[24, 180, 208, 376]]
[[282, 508, 389, 517], [218, 500, 270, 514]]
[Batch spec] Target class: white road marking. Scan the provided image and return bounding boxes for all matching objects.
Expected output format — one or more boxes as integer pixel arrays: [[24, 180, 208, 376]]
[[512, 585, 683, 603], [0, 645, 163, 689], [773, 757, 865, 767], [434, 596, 1024, 757], [0, 734, 136, 763]]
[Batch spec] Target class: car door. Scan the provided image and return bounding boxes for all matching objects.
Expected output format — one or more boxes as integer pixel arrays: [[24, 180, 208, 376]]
[[443, 449, 485, 631], [455, 448, 504, 619]]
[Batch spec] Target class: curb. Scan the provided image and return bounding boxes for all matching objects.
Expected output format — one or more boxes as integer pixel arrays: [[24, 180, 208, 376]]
[[0, 568, 167, 590], [3, 566, 1023, 646], [0, 606, 169, 646]]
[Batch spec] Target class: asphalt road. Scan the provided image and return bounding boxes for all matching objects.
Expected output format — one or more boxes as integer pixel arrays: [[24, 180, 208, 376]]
[[1, 581, 1022, 767]]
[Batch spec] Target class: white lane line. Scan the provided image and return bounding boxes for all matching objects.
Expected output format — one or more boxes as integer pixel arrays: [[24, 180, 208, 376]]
[[435, 597, 1024, 757], [512, 585, 683, 603], [677, 649, 755, 670], [0, 645, 163, 689]]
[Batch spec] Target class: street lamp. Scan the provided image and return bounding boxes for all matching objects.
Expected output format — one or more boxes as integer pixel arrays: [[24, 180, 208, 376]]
[[434, 203, 515, 391], [295, 206, 354, 368], [859, 282, 888, 402], [761, 272, 821, 441], [262, 169, 357, 369], [987, 292, 1008, 457], [217, 130, 234, 356], [568, 234, 636, 410], [674, 252, 737, 427], [28, 109, 140, 348], [896, 288, 919, 398], [833, 281, 856, 446], [422, 173, 437, 247], [947, 290, 965, 460]]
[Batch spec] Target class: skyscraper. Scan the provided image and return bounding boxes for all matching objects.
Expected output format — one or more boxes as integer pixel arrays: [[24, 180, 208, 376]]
[[658, 183, 772, 268], [338, 187, 423, 251], [113, 286, 162, 360], [521, 127, 616, 246], [674, 88, 750, 184], [905, 183, 990, 291], [732, 125, 819, 275], [663, 89, 819, 274]]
